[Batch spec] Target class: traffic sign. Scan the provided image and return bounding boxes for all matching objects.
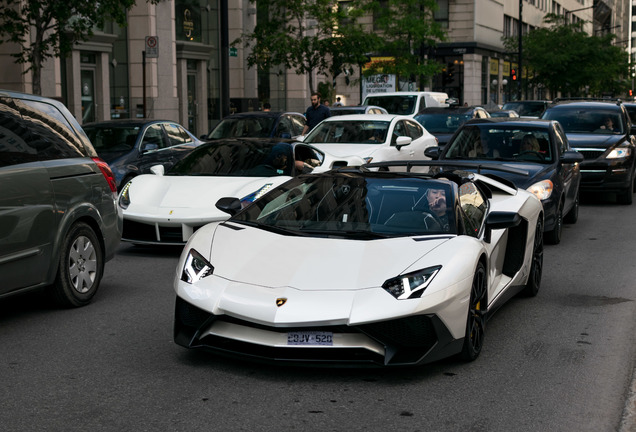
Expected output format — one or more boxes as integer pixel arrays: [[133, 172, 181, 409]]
[[229, 47, 237, 57], [145, 36, 159, 58]]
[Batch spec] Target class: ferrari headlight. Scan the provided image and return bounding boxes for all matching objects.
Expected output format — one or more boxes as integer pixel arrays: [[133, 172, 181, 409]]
[[241, 183, 274, 205], [118, 181, 131, 209], [181, 249, 214, 284], [606, 146, 632, 159], [382, 266, 441, 300], [526, 179, 553, 201]]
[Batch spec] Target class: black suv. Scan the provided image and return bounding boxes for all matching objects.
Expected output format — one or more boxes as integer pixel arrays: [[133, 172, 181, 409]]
[[0, 90, 122, 306], [541, 100, 636, 204]]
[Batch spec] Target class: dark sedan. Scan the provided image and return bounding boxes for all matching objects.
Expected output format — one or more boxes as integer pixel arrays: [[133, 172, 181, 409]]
[[541, 100, 636, 204], [84, 119, 203, 190], [425, 118, 583, 244], [204, 111, 306, 140], [414, 106, 490, 147]]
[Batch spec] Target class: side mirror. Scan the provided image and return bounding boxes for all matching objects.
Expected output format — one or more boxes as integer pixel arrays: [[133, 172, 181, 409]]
[[150, 164, 165, 176], [424, 146, 441, 160], [561, 150, 584, 164], [484, 211, 521, 243], [216, 197, 242, 216], [141, 142, 159, 153], [395, 136, 412, 149]]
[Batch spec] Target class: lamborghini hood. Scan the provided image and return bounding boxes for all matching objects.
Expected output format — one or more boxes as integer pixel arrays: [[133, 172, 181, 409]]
[[209, 222, 451, 290]]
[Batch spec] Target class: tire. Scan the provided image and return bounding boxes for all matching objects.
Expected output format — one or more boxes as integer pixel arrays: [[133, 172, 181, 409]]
[[563, 191, 579, 224], [544, 203, 562, 245], [51, 222, 104, 307], [522, 218, 544, 297], [460, 261, 487, 362]]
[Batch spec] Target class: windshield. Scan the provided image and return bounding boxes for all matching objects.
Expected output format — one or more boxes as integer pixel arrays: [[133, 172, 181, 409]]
[[304, 120, 389, 144], [168, 141, 294, 177], [233, 175, 456, 237], [208, 117, 277, 139], [443, 125, 554, 164], [502, 102, 546, 117], [541, 109, 624, 134], [414, 112, 471, 134], [84, 125, 140, 151], [364, 95, 416, 115]]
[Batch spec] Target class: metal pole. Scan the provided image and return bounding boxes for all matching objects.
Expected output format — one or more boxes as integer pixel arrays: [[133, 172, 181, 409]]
[[518, 0, 523, 100], [142, 50, 146, 118], [220, 0, 230, 118]]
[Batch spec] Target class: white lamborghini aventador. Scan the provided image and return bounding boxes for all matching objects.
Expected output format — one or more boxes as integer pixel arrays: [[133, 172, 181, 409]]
[[173, 161, 544, 366], [118, 138, 363, 245]]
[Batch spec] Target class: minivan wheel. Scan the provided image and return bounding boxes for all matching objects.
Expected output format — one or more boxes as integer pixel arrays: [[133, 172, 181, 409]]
[[51, 222, 104, 307]]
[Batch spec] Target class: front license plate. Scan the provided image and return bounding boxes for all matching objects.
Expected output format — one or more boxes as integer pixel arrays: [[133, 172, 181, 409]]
[[287, 331, 333, 346]]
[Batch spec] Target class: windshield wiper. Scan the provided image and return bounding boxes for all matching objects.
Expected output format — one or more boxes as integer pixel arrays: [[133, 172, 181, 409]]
[[298, 228, 388, 239], [233, 220, 307, 237]]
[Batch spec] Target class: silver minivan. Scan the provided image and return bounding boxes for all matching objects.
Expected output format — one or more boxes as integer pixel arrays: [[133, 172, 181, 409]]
[[0, 90, 122, 307]]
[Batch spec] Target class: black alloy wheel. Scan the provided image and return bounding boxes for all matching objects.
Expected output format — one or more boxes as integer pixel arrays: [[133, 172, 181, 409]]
[[522, 218, 544, 297], [544, 202, 562, 245], [563, 190, 579, 224], [461, 261, 487, 361]]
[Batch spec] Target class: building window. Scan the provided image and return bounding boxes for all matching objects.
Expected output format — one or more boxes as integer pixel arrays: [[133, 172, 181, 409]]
[[434, 0, 449, 28]]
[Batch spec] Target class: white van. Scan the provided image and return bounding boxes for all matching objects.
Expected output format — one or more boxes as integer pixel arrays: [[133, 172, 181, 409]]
[[362, 91, 450, 118]]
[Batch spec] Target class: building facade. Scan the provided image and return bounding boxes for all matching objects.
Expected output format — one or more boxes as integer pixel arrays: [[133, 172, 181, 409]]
[[0, 0, 630, 135]]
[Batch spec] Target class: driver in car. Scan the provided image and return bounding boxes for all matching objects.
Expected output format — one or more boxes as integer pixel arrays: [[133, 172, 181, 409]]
[[427, 188, 450, 231]]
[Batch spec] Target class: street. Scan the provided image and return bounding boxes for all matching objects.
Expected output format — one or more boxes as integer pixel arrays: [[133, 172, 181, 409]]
[[1, 193, 635, 432]]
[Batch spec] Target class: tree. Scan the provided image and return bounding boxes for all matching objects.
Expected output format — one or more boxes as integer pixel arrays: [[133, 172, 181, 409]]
[[0, 0, 138, 95], [234, 0, 380, 95], [362, 0, 446, 90], [504, 14, 631, 98]]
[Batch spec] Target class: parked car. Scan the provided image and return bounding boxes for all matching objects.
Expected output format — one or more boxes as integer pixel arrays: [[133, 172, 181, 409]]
[[329, 105, 388, 116], [541, 99, 636, 204], [622, 102, 636, 125], [488, 109, 520, 118], [414, 106, 491, 147], [0, 90, 122, 307], [118, 138, 364, 245], [501, 100, 550, 118], [173, 161, 544, 366], [424, 118, 583, 244], [362, 91, 450, 117], [204, 111, 306, 140], [299, 114, 438, 165], [83, 119, 203, 190]]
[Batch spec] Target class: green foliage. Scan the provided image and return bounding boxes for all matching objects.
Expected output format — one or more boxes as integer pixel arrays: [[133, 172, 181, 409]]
[[504, 14, 631, 97], [234, 0, 382, 93], [363, 0, 446, 87], [0, 0, 139, 94]]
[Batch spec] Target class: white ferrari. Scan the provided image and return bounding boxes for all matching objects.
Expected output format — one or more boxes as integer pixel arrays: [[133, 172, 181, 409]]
[[118, 138, 363, 245], [173, 161, 544, 366]]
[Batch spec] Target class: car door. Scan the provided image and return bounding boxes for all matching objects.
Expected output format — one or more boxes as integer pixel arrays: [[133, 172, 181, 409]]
[[137, 123, 173, 173], [388, 120, 416, 160], [163, 122, 198, 167], [0, 97, 56, 294], [554, 123, 579, 211]]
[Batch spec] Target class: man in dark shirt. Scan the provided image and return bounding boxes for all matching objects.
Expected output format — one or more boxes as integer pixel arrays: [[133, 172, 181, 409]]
[[302, 92, 330, 135]]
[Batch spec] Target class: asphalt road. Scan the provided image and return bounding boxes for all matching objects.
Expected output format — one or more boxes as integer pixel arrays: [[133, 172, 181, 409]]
[[1, 193, 635, 432]]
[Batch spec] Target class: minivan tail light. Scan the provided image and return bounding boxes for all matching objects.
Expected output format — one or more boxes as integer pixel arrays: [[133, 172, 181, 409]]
[[92, 157, 118, 193]]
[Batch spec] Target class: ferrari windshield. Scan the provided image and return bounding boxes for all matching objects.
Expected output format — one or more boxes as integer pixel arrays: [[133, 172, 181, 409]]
[[304, 120, 389, 144], [168, 141, 294, 177], [443, 125, 554, 164], [233, 174, 457, 237]]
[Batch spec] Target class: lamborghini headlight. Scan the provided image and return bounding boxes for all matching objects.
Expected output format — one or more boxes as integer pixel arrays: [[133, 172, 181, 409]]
[[240, 183, 273, 205], [526, 179, 553, 201], [181, 249, 214, 284], [118, 181, 131, 209], [606, 146, 632, 159], [382, 266, 441, 300]]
